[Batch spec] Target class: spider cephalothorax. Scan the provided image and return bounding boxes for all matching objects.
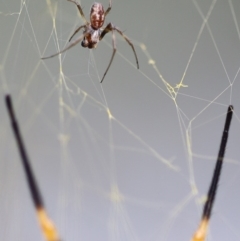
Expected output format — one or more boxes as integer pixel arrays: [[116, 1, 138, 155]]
[[42, 0, 139, 83]]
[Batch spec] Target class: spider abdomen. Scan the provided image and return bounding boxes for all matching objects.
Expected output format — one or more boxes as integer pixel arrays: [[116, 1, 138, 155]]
[[90, 2, 105, 29]]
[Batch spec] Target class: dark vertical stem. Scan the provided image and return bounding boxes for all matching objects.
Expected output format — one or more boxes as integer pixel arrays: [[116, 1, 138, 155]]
[[202, 105, 233, 220], [5, 94, 44, 209]]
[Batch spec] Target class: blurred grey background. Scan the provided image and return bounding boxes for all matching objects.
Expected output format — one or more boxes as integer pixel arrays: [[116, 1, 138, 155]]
[[0, 0, 240, 240]]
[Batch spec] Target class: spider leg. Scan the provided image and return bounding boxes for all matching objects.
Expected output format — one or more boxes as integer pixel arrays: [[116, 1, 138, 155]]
[[114, 26, 139, 69], [105, 0, 112, 17], [41, 33, 85, 59], [100, 24, 116, 83], [99, 23, 139, 82], [67, 0, 88, 24], [69, 25, 85, 42]]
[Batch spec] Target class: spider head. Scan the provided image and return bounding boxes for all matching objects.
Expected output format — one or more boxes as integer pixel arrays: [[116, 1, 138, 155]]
[[81, 30, 99, 49], [81, 39, 97, 49], [90, 2, 105, 30]]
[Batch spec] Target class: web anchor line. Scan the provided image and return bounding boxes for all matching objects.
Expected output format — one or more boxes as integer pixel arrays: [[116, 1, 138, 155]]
[[191, 105, 233, 241], [5, 94, 62, 241]]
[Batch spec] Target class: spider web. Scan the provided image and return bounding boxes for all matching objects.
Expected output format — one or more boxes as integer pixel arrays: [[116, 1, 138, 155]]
[[0, 0, 240, 241]]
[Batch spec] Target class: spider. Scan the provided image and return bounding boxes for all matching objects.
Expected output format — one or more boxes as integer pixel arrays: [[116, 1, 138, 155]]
[[41, 0, 139, 83], [5, 93, 234, 241]]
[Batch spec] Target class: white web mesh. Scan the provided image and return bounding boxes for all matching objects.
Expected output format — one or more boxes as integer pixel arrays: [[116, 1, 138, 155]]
[[0, 0, 240, 241]]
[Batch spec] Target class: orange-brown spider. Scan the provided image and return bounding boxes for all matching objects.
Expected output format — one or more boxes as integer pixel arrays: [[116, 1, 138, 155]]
[[42, 0, 139, 83]]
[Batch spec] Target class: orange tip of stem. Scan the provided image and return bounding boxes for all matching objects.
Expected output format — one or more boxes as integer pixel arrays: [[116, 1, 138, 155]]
[[37, 207, 61, 241], [191, 218, 209, 241]]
